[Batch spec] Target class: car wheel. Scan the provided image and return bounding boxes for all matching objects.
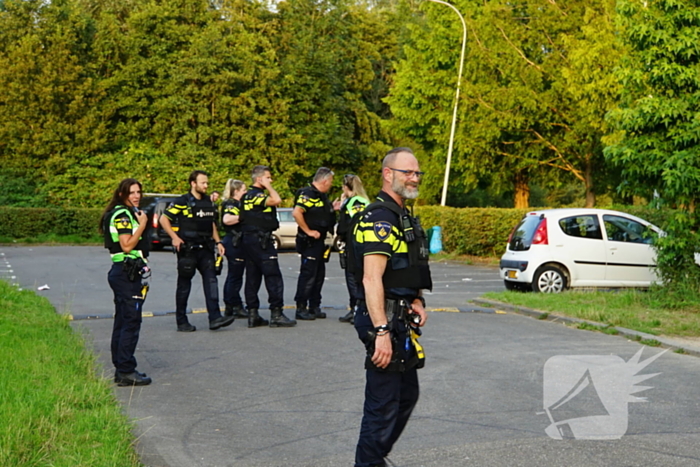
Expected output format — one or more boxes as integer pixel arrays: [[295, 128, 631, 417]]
[[272, 235, 280, 251], [333, 236, 345, 252], [532, 265, 568, 293]]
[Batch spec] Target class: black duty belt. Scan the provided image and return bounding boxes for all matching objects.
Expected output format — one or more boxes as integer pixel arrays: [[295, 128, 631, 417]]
[[357, 298, 413, 323]]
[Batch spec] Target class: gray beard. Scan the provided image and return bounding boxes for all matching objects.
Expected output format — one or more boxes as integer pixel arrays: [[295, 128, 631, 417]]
[[392, 176, 419, 200]]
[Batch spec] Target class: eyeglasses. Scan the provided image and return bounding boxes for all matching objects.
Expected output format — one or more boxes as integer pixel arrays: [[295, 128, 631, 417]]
[[387, 167, 425, 179]]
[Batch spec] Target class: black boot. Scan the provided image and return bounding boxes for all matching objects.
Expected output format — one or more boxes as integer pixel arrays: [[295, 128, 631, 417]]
[[295, 303, 315, 321], [227, 304, 249, 318], [310, 306, 326, 319], [270, 307, 297, 327], [339, 309, 354, 323], [247, 308, 269, 328]]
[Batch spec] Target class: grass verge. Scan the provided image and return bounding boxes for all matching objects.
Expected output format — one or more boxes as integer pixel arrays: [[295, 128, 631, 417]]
[[483, 289, 700, 337], [0, 233, 101, 245], [0, 280, 141, 467]]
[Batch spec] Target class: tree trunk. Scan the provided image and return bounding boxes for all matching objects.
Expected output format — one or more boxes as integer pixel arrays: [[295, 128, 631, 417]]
[[585, 158, 595, 208], [514, 171, 530, 208]]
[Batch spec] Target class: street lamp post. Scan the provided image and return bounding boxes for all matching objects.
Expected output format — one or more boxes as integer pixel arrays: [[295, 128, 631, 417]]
[[425, 0, 466, 207]]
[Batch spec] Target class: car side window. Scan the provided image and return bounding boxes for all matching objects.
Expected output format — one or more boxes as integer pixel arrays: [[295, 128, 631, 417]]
[[558, 215, 602, 240], [277, 210, 293, 222], [603, 215, 654, 244]]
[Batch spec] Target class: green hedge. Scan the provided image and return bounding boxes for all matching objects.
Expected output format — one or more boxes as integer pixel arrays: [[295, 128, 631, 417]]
[[0, 205, 676, 256], [0, 207, 102, 239]]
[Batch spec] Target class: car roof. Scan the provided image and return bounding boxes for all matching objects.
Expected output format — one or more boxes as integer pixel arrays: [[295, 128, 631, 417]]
[[524, 208, 656, 227]]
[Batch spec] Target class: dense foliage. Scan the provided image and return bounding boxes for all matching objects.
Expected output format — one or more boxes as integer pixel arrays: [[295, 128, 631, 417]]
[[605, 0, 700, 291]]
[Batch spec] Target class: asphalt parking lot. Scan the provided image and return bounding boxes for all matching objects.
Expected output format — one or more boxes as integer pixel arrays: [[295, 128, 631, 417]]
[[3, 246, 700, 467]]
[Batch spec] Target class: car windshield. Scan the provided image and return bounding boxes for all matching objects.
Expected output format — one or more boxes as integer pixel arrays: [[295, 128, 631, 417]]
[[509, 215, 542, 251]]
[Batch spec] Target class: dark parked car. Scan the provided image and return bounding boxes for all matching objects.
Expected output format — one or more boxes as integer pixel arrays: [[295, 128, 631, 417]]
[[139, 193, 180, 250]]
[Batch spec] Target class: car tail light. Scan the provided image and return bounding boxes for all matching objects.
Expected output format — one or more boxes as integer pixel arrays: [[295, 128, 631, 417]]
[[152, 213, 159, 228], [532, 219, 548, 245]]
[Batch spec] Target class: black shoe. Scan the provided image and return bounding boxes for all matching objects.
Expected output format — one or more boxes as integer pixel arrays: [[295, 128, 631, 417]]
[[114, 370, 147, 382], [295, 304, 315, 320], [177, 323, 197, 332], [339, 310, 354, 323], [270, 307, 297, 327], [116, 371, 152, 386], [310, 307, 326, 319], [233, 306, 249, 318], [210, 315, 235, 330], [247, 308, 269, 328]]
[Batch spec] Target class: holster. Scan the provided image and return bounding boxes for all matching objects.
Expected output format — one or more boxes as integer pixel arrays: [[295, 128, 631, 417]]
[[359, 298, 424, 372], [230, 230, 242, 248], [363, 329, 403, 372], [339, 250, 347, 269], [258, 231, 271, 250], [123, 257, 147, 282]]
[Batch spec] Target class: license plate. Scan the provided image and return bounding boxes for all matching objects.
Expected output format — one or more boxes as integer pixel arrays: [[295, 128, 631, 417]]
[[507, 270, 518, 279]]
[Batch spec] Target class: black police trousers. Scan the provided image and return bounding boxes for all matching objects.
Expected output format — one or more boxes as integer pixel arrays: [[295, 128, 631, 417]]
[[223, 233, 246, 308], [344, 263, 361, 309], [354, 303, 420, 467], [108, 262, 145, 374], [294, 236, 326, 308], [175, 246, 222, 325], [242, 232, 284, 310]]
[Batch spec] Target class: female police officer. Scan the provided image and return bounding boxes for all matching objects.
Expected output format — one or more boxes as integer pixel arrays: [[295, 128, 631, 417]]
[[99, 178, 152, 386], [221, 179, 248, 319], [336, 174, 370, 324]]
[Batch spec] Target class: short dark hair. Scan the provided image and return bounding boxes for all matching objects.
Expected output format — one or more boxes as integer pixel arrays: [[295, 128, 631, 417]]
[[189, 170, 209, 184]]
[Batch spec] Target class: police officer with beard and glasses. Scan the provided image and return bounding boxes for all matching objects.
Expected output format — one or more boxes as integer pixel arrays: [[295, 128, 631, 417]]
[[221, 178, 249, 319], [292, 167, 341, 321], [350, 147, 432, 467], [240, 165, 296, 328], [160, 170, 235, 332]]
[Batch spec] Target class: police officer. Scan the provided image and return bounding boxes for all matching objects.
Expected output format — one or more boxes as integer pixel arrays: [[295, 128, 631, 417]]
[[351, 148, 432, 467], [292, 167, 339, 320], [100, 178, 152, 386], [160, 170, 235, 332], [240, 165, 296, 328], [221, 179, 248, 319], [336, 174, 370, 324]]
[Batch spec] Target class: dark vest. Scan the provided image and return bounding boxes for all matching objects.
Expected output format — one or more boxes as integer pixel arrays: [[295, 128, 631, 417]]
[[351, 198, 432, 293], [221, 199, 243, 234], [295, 185, 335, 235], [178, 193, 216, 241], [240, 186, 279, 232]]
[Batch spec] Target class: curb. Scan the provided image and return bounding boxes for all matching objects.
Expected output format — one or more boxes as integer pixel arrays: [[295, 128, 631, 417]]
[[472, 298, 700, 358], [68, 304, 502, 321]]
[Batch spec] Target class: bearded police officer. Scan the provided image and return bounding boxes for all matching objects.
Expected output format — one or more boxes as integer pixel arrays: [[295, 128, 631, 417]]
[[292, 167, 340, 320], [160, 170, 235, 332], [240, 165, 296, 328], [350, 148, 432, 467]]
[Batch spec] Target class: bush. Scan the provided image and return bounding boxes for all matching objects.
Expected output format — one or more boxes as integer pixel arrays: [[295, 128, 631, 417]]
[[416, 206, 530, 257], [0, 207, 102, 239]]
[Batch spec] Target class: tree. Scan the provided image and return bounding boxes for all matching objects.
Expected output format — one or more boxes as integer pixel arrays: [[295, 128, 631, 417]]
[[387, 0, 623, 207], [605, 0, 700, 289]]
